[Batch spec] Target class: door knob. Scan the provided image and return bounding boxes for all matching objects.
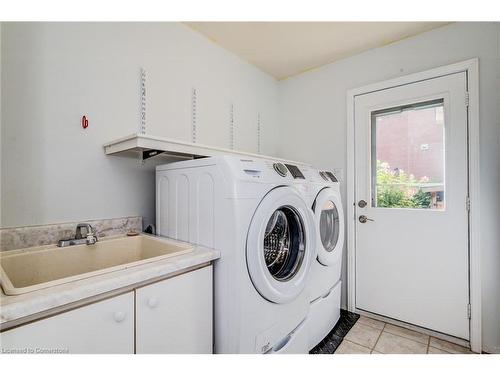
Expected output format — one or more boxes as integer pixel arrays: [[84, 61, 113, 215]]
[[147, 297, 158, 308], [359, 215, 374, 223], [113, 311, 126, 323]]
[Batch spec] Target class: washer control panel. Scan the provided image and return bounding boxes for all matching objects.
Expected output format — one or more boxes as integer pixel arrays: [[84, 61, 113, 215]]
[[285, 164, 305, 179], [237, 158, 310, 182]]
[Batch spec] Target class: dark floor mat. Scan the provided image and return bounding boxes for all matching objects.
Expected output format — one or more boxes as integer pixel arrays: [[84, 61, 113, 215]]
[[309, 309, 360, 354]]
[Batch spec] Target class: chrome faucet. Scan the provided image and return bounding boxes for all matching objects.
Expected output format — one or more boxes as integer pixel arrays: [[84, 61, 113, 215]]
[[58, 223, 98, 247]]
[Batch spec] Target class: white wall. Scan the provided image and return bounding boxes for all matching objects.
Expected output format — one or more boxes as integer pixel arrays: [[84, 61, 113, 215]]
[[278, 22, 500, 353], [1, 23, 278, 228]]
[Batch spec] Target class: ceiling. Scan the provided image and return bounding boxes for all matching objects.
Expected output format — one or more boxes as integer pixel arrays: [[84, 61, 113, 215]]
[[185, 22, 449, 80]]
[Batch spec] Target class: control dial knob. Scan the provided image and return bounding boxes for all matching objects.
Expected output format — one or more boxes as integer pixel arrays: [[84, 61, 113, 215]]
[[273, 163, 288, 177]]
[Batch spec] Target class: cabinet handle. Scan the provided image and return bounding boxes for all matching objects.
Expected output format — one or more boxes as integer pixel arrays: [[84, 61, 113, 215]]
[[147, 297, 158, 308], [113, 311, 126, 323]]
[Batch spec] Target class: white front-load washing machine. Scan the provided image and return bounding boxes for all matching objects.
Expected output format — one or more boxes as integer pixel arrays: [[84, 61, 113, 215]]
[[156, 155, 317, 353], [303, 169, 344, 350]]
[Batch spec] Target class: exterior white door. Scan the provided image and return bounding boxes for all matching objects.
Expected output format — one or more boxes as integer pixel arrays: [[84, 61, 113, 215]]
[[354, 72, 470, 340]]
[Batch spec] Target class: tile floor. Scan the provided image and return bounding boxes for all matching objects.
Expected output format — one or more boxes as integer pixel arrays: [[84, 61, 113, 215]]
[[336, 316, 475, 354]]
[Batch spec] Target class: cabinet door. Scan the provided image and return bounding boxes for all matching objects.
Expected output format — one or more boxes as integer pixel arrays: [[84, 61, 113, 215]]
[[0, 292, 134, 354], [136, 266, 213, 353]]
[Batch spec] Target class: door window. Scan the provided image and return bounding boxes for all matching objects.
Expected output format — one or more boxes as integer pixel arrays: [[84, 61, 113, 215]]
[[263, 206, 305, 281], [371, 99, 445, 210], [319, 200, 340, 252]]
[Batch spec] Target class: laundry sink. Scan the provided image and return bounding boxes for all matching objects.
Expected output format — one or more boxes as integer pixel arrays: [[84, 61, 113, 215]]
[[0, 234, 193, 295]]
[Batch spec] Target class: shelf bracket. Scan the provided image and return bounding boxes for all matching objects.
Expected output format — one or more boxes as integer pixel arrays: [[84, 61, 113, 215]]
[[257, 112, 261, 154], [140, 68, 147, 134], [229, 103, 235, 150], [191, 87, 198, 143], [142, 149, 166, 160]]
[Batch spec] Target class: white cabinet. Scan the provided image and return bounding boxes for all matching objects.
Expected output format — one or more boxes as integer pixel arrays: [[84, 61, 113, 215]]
[[0, 292, 134, 354], [135, 266, 213, 353], [1, 266, 213, 354]]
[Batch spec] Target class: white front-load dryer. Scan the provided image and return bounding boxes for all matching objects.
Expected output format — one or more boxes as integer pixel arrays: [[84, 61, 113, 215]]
[[304, 170, 344, 350], [156, 156, 316, 353]]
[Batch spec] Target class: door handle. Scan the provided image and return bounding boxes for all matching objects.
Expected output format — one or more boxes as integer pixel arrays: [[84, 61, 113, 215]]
[[113, 311, 126, 323], [359, 215, 374, 223]]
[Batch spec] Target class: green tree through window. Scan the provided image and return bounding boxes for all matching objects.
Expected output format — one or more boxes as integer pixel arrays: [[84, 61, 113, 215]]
[[376, 161, 432, 209]]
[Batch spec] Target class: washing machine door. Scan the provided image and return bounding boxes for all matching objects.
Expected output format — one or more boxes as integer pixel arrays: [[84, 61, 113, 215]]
[[313, 187, 344, 266], [246, 187, 316, 304]]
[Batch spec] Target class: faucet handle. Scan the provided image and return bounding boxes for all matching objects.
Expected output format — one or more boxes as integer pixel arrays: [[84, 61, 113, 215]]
[[86, 231, 98, 245], [76, 223, 99, 245], [76, 223, 94, 240]]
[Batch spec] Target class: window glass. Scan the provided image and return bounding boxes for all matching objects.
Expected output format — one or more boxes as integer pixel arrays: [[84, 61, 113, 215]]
[[371, 99, 445, 210], [263, 206, 305, 281], [319, 200, 340, 252]]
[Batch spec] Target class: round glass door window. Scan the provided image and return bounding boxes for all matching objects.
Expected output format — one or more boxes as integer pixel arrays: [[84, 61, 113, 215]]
[[319, 200, 340, 252], [263, 206, 306, 281]]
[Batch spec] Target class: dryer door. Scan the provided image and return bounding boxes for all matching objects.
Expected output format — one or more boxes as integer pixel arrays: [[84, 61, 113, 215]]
[[313, 187, 344, 266], [246, 187, 316, 304]]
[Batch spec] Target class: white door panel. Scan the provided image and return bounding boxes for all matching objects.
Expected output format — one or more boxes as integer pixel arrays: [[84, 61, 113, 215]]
[[135, 266, 213, 353], [354, 72, 469, 339], [0, 292, 134, 353]]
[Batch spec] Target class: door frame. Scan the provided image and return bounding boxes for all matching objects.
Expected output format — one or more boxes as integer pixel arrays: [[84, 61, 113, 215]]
[[346, 58, 481, 352]]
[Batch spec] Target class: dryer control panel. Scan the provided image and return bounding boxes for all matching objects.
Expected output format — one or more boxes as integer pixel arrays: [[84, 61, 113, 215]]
[[319, 171, 338, 182]]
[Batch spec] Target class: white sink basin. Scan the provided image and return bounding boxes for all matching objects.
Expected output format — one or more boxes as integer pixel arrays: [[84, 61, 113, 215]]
[[0, 234, 193, 295]]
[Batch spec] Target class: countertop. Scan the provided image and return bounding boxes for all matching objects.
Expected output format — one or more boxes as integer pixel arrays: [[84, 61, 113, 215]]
[[0, 239, 220, 331]]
